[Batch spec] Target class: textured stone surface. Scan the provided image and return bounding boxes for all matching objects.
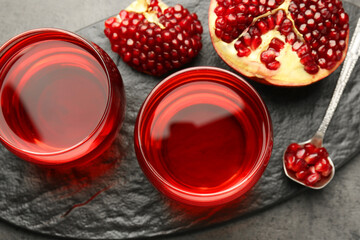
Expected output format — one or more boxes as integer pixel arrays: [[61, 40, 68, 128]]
[[0, 1, 359, 239]]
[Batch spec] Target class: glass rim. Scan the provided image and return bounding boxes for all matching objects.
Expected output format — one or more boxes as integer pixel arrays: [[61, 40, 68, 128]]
[[0, 28, 113, 158], [135, 66, 273, 199]]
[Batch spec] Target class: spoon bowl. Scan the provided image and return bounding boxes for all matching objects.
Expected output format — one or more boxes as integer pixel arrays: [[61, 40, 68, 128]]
[[283, 139, 335, 190], [283, 18, 360, 189]]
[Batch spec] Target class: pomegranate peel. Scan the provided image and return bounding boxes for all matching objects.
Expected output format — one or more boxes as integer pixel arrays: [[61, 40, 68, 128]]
[[209, 0, 350, 86], [105, 0, 203, 76]]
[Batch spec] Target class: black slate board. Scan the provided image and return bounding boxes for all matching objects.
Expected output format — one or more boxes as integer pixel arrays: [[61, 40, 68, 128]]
[[0, 1, 359, 239]]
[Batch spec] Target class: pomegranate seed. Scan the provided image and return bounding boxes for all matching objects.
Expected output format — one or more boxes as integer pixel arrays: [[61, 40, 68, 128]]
[[305, 172, 321, 186], [315, 158, 330, 173], [297, 44, 310, 57], [325, 19, 332, 28], [293, 158, 308, 172], [280, 19, 293, 35], [305, 153, 319, 164], [317, 0, 326, 9], [258, 5, 266, 14], [304, 62, 319, 74], [267, 0, 276, 7], [237, 46, 251, 57], [269, 38, 284, 51], [318, 22, 326, 34], [234, 40, 243, 50], [313, 12, 322, 22], [288, 2, 297, 12], [285, 153, 296, 171], [299, 3, 306, 12], [304, 9, 314, 19], [338, 40, 346, 50], [318, 58, 327, 68], [322, 164, 333, 177], [287, 143, 301, 153], [309, 4, 317, 12], [242, 33, 252, 46], [267, 15, 276, 30], [307, 19, 315, 29], [304, 143, 316, 153], [261, 49, 278, 63], [249, 26, 261, 36], [296, 14, 306, 25], [298, 24, 309, 34], [286, 32, 296, 44], [328, 40, 337, 49], [296, 148, 306, 158], [257, 20, 269, 34], [275, 10, 286, 25], [329, 30, 339, 40], [316, 147, 329, 158], [296, 170, 310, 180], [312, 30, 320, 39], [267, 60, 280, 70], [326, 49, 336, 61], [311, 40, 319, 49], [317, 45, 326, 55], [335, 50, 342, 61], [342, 23, 349, 30], [248, 5, 258, 15], [236, 4, 247, 13], [292, 41, 303, 51], [237, 13, 247, 23], [311, 50, 319, 61], [251, 35, 262, 50], [300, 54, 313, 65], [215, 6, 226, 16], [226, 14, 237, 26], [339, 30, 347, 39], [320, 8, 331, 19]]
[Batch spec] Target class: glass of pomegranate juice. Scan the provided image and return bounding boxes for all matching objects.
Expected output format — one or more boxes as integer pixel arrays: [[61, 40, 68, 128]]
[[0, 28, 125, 166], [134, 67, 273, 206]]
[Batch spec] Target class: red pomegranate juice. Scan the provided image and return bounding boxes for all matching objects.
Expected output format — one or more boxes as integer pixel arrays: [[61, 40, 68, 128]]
[[0, 30, 124, 165], [135, 68, 272, 205]]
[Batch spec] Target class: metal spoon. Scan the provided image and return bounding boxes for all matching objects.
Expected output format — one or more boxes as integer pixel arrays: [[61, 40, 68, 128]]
[[283, 18, 360, 189]]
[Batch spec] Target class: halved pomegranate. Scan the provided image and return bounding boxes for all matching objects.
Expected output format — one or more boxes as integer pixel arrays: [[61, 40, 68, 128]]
[[209, 0, 350, 86], [105, 0, 203, 76]]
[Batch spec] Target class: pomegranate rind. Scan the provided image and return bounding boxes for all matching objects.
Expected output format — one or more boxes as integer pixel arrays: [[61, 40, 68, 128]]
[[105, 0, 203, 76], [208, 0, 349, 87]]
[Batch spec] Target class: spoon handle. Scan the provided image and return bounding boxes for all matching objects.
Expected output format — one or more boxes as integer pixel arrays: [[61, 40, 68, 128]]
[[312, 18, 360, 146]]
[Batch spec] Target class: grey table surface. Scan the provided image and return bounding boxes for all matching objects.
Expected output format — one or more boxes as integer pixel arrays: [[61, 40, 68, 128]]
[[0, 0, 359, 239]]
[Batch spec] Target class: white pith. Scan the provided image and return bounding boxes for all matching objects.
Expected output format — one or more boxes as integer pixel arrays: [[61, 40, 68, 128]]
[[116, 0, 168, 29], [209, 0, 346, 86]]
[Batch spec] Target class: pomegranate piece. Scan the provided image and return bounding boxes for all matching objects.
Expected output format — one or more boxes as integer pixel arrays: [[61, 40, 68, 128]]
[[284, 143, 333, 187], [105, 0, 203, 76], [209, 0, 350, 86]]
